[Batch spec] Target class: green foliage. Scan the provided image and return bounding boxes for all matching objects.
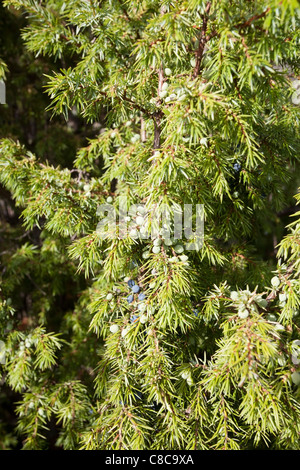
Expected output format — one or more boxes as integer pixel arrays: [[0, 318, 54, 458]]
[[0, 0, 300, 450]]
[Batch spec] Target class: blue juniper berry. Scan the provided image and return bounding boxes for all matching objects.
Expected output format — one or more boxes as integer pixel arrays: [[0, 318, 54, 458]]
[[127, 294, 134, 304]]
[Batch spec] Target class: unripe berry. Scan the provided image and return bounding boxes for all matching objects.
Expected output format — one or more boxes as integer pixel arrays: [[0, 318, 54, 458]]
[[162, 82, 169, 91], [186, 377, 193, 386], [165, 68, 172, 76], [291, 340, 300, 365], [129, 228, 138, 238], [255, 297, 268, 308], [106, 196, 113, 203], [238, 308, 249, 319], [131, 133, 140, 143], [181, 371, 189, 380], [121, 328, 130, 337], [230, 291, 239, 301], [250, 304, 258, 314], [140, 229, 149, 239], [291, 79, 300, 105], [139, 314, 148, 324], [147, 306, 155, 315], [279, 293, 287, 302], [110, 324, 119, 333], [159, 90, 168, 99], [137, 205, 146, 214], [106, 293, 113, 301], [136, 216, 144, 226], [291, 372, 300, 386], [152, 246, 161, 254], [271, 276, 280, 288], [277, 356, 286, 366], [174, 244, 184, 254]]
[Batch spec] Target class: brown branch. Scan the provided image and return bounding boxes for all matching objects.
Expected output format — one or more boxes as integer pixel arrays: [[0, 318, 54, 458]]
[[140, 117, 147, 142], [121, 93, 152, 117], [158, 64, 164, 95], [117, 0, 131, 21], [192, 2, 212, 78], [197, 7, 271, 50], [153, 115, 161, 149], [96, 88, 151, 118], [236, 7, 271, 29], [152, 64, 164, 150]]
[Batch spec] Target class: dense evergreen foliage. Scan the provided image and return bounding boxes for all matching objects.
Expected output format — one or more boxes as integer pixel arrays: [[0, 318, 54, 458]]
[[0, 0, 300, 450]]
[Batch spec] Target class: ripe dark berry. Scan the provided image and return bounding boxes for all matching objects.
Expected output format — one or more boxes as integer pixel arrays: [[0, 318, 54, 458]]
[[128, 280, 135, 287], [127, 294, 134, 304], [132, 284, 140, 293], [138, 293, 146, 301]]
